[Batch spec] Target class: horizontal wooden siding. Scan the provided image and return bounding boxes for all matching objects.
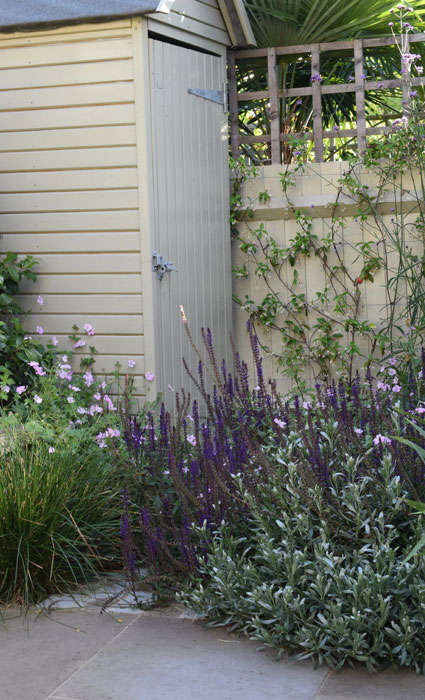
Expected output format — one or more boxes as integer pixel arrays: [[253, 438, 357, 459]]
[[0, 20, 146, 394]]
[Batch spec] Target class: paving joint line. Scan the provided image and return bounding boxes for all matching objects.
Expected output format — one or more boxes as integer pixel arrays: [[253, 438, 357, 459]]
[[44, 612, 144, 700]]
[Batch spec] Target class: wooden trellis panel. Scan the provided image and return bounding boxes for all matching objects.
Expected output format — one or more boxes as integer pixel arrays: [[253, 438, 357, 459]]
[[229, 33, 425, 163]]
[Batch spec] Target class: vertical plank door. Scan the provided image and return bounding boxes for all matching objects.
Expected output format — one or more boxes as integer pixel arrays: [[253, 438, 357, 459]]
[[148, 38, 232, 409]]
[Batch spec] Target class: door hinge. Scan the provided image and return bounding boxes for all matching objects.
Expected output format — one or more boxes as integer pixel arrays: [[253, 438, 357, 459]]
[[188, 82, 228, 112], [153, 251, 177, 281]]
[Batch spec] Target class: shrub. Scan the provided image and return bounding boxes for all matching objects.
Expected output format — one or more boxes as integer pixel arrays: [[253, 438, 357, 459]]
[[119, 323, 425, 587], [180, 452, 425, 673]]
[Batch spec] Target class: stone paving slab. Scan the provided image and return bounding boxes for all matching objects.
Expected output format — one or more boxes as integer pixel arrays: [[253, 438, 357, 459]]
[[2, 602, 425, 700], [315, 666, 425, 700], [0, 609, 135, 700], [48, 614, 328, 700]]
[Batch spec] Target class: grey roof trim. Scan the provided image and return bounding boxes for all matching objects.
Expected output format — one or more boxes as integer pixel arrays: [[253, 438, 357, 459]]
[[0, 0, 173, 31]]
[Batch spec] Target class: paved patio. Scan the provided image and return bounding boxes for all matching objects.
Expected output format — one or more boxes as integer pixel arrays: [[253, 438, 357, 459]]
[[2, 598, 425, 700]]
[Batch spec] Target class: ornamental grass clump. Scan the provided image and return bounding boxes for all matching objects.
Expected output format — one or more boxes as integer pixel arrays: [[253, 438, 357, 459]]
[[0, 419, 122, 606]]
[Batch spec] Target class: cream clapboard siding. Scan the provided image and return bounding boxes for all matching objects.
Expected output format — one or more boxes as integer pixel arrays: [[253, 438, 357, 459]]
[[148, 0, 230, 52], [0, 20, 146, 394]]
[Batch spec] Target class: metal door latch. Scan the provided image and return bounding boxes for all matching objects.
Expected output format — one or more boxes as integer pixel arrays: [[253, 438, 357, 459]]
[[152, 251, 176, 281]]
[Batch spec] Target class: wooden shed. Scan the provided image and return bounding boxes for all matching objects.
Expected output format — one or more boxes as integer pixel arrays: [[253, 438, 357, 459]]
[[0, 0, 254, 403]]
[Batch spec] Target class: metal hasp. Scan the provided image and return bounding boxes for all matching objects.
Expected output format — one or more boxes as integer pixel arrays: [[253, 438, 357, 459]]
[[188, 83, 228, 112], [152, 251, 176, 281]]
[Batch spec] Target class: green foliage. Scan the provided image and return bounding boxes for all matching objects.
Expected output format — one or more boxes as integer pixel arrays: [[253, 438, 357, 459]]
[[0, 251, 49, 393], [0, 417, 122, 606], [180, 452, 425, 672]]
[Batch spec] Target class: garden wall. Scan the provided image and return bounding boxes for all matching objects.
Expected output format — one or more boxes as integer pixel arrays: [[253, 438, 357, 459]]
[[232, 161, 423, 396]]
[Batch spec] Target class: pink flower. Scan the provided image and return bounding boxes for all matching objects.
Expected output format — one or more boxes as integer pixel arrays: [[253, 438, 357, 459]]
[[373, 434, 391, 446], [145, 372, 155, 382], [388, 368, 397, 376], [392, 385, 401, 393], [104, 394, 116, 411], [67, 396, 75, 404], [77, 407, 86, 414], [187, 434, 197, 446], [83, 323, 95, 336], [83, 371, 94, 387], [128, 360, 136, 368], [354, 428, 363, 435], [73, 339, 86, 349], [415, 407, 425, 414], [51, 336, 58, 347], [274, 417, 286, 429], [16, 386, 26, 395], [48, 447, 55, 454], [37, 295, 44, 306], [36, 326, 44, 335], [33, 394, 42, 404], [93, 392, 101, 401]]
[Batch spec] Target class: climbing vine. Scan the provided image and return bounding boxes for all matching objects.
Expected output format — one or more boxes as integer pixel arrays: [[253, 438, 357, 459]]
[[231, 118, 425, 393]]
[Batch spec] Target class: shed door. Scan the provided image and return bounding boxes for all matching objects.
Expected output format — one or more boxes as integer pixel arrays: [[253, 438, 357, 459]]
[[148, 38, 231, 403]]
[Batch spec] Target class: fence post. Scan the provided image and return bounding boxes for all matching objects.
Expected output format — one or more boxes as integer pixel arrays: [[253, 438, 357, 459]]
[[267, 47, 281, 165], [227, 50, 239, 160], [311, 44, 324, 162], [354, 39, 367, 154]]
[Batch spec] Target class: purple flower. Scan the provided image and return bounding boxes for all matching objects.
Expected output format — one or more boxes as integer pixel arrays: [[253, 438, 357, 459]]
[[67, 396, 75, 404], [145, 371, 155, 382], [1, 385, 10, 394], [373, 434, 392, 445], [37, 295, 44, 306], [297, 99, 302, 105], [51, 336, 58, 347], [33, 394, 42, 404], [274, 417, 286, 429], [392, 385, 401, 393], [128, 360, 136, 368], [416, 406, 425, 414], [187, 434, 197, 446], [354, 428, 363, 435], [74, 339, 86, 348], [16, 386, 26, 395], [48, 447, 55, 454], [36, 326, 44, 335]]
